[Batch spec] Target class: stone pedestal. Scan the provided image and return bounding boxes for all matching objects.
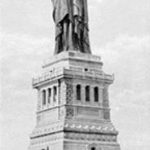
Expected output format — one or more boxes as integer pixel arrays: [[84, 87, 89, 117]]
[[28, 51, 121, 150]]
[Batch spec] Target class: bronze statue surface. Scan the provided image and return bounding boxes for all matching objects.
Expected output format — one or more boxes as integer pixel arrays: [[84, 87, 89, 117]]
[[51, 0, 91, 54]]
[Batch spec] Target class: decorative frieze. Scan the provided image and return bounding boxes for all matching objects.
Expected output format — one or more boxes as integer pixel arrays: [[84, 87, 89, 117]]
[[31, 122, 64, 138], [64, 132, 117, 142], [30, 132, 64, 146], [64, 122, 117, 134], [31, 120, 117, 139]]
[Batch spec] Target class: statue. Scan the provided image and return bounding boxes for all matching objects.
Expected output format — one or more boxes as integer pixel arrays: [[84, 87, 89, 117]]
[[51, 0, 91, 54]]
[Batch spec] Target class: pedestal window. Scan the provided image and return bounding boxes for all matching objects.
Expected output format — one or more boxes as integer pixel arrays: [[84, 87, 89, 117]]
[[42, 90, 46, 105], [85, 86, 90, 102], [76, 84, 81, 100], [88, 144, 97, 150], [53, 86, 57, 102], [94, 87, 99, 102], [48, 88, 51, 104]]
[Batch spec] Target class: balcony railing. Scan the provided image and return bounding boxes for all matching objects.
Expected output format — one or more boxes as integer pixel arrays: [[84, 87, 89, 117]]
[[32, 67, 114, 87]]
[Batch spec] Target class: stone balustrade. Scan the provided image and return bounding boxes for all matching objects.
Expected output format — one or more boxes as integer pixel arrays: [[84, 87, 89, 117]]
[[32, 67, 114, 87]]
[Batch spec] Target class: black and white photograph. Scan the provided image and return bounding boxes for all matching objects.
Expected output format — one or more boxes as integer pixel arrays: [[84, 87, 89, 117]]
[[1, 0, 150, 150]]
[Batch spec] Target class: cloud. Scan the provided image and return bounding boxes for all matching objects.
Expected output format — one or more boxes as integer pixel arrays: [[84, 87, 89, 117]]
[[1, 32, 53, 150], [111, 89, 150, 150], [93, 34, 150, 150], [1, 0, 150, 148], [1, 0, 53, 37], [1, 32, 52, 55], [1, 31, 150, 150], [93, 0, 104, 3], [106, 34, 150, 84]]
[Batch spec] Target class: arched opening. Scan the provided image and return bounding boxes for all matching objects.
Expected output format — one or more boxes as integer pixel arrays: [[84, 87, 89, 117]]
[[91, 147, 96, 150], [53, 86, 57, 102], [85, 86, 90, 102], [94, 87, 99, 102], [76, 84, 81, 100], [48, 88, 51, 104], [42, 90, 46, 105]]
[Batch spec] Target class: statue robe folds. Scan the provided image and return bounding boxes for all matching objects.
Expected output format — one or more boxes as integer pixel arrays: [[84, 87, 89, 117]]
[[52, 0, 91, 54]]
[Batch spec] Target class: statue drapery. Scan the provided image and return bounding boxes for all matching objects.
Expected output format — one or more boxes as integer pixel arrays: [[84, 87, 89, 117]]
[[51, 0, 91, 54]]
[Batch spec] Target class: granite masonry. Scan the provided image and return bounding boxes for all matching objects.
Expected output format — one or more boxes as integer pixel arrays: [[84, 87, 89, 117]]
[[28, 51, 121, 150]]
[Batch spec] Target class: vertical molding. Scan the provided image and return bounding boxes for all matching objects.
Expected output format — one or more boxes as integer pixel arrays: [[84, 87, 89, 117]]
[[46, 88, 48, 108], [51, 86, 54, 106], [58, 79, 61, 105], [103, 84, 111, 120], [37, 89, 41, 111], [61, 81, 67, 105], [99, 87, 103, 106], [82, 84, 85, 104], [103, 84, 109, 107], [65, 79, 73, 105], [72, 82, 76, 102], [91, 85, 94, 104]]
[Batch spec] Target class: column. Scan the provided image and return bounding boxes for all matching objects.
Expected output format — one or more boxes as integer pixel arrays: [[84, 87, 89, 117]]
[[103, 85, 109, 107], [81, 85, 85, 104], [103, 84, 110, 120], [37, 89, 41, 111], [51, 87, 54, 106], [91, 85, 94, 104], [99, 87, 103, 106], [46, 88, 48, 108]]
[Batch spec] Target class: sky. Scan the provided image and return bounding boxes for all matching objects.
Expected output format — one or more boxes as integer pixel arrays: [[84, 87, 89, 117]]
[[1, 0, 150, 150]]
